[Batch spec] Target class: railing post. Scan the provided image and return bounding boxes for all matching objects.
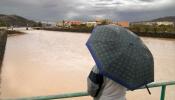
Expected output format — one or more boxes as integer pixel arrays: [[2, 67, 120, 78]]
[[160, 85, 166, 100]]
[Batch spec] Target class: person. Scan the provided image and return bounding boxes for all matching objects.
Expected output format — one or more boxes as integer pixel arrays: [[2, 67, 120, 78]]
[[86, 25, 154, 100], [87, 65, 127, 100]]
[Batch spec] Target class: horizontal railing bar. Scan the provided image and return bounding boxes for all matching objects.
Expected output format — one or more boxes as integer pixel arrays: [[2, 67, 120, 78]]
[[3, 92, 88, 100], [3, 81, 175, 100], [140, 81, 175, 89]]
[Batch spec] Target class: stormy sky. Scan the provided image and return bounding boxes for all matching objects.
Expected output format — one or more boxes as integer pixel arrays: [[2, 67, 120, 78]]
[[0, 0, 175, 22]]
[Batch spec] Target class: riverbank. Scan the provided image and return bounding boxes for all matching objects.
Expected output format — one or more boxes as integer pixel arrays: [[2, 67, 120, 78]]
[[0, 29, 25, 36], [36, 27, 175, 39], [34, 27, 93, 34], [134, 32, 175, 38]]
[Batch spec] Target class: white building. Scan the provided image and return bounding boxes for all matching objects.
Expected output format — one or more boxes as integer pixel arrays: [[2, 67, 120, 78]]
[[156, 22, 174, 26], [86, 22, 97, 27], [143, 22, 155, 25], [56, 22, 64, 27], [131, 21, 174, 26]]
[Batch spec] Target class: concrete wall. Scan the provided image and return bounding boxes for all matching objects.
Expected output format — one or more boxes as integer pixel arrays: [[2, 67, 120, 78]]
[[0, 31, 7, 69]]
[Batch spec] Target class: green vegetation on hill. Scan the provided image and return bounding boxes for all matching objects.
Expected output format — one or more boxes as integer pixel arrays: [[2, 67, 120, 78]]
[[129, 24, 175, 33], [129, 24, 175, 38], [129, 16, 175, 38], [152, 16, 175, 22], [0, 14, 37, 27]]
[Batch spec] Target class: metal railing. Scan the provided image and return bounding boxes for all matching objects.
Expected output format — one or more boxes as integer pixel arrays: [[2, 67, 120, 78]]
[[3, 81, 175, 100]]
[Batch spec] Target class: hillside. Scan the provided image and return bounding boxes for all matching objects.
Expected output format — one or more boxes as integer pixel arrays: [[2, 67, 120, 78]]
[[151, 16, 175, 22], [0, 14, 37, 27]]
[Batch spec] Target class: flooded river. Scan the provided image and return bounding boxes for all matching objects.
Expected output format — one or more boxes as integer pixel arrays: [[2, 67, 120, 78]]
[[1, 30, 175, 100]]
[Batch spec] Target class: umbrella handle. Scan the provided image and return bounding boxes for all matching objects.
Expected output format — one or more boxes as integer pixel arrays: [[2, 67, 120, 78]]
[[145, 85, 151, 95]]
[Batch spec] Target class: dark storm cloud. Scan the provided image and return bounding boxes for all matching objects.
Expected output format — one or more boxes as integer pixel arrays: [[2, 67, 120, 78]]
[[0, 0, 175, 22], [0, 0, 76, 21]]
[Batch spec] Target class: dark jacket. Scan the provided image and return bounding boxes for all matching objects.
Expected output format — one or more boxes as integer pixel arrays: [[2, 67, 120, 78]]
[[87, 65, 127, 100]]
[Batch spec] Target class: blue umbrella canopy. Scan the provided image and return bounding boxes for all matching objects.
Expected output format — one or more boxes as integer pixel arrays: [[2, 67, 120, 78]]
[[86, 25, 154, 90], [0, 31, 7, 68]]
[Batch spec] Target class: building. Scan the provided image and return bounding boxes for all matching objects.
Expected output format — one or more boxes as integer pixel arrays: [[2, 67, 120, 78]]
[[95, 18, 112, 25], [56, 21, 64, 27], [64, 20, 82, 28], [114, 21, 129, 28], [69, 21, 81, 25], [140, 22, 155, 26], [56, 20, 82, 28], [86, 22, 97, 27], [64, 20, 81, 25], [156, 21, 174, 26], [42, 22, 56, 28], [95, 18, 103, 25], [131, 21, 174, 26]]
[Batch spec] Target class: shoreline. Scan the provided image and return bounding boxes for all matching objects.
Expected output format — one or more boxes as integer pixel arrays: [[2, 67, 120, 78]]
[[35, 27, 175, 39], [0, 30, 26, 37]]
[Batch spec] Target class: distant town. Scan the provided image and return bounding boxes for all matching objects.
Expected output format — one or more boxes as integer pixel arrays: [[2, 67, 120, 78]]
[[46, 17, 175, 38], [55, 18, 174, 29], [43, 17, 175, 35], [0, 14, 175, 38]]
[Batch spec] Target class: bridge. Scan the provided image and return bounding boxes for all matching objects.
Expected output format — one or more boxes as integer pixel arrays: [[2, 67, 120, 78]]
[[3, 81, 175, 100]]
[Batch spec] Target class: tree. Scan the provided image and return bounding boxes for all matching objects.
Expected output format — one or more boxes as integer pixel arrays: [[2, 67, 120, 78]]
[[37, 21, 42, 27], [159, 25, 167, 33], [101, 19, 112, 25], [0, 21, 6, 27], [62, 20, 65, 28], [166, 25, 175, 33], [101, 20, 108, 25], [129, 24, 141, 33], [143, 25, 150, 33], [152, 23, 158, 33]]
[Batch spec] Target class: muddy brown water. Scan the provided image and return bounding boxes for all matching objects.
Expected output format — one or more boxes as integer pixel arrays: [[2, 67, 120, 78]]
[[0, 30, 175, 100]]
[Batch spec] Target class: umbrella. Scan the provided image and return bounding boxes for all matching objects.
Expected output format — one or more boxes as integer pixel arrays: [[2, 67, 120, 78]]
[[86, 25, 154, 90], [0, 31, 7, 69]]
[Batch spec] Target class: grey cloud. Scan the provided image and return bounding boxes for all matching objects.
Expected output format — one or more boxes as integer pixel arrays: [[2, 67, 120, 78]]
[[99, 0, 114, 1], [0, 0, 77, 21], [95, 2, 123, 6], [112, 2, 123, 5], [0, 0, 174, 22], [95, 3, 112, 5], [138, 0, 155, 2]]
